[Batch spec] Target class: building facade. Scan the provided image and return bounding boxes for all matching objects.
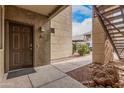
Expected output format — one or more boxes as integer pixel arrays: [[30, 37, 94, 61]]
[[51, 6, 72, 60], [0, 5, 70, 81]]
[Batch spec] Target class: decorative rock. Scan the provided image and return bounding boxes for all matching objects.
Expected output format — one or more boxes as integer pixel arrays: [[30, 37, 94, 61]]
[[94, 77, 106, 86], [106, 86, 112, 88], [91, 63, 119, 87], [88, 80, 96, 87], [97, 85, 105, 88], [82, 81, 89, 86], [78, 63, 120, 88], [98, 85, 104, 88], [82, 80, 96, 87], [112, 83, 120, 88]]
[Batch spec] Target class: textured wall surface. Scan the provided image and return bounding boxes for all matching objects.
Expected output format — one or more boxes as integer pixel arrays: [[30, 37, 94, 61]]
[[93, 17, 113, 64], [51, 6, 72, 60], [104, 39, 113, 64], [0, 6, 2, 49], [0, 50, 4, 81], [4, 6, 50, 72], [93, 17, 106, 64], [0, 6, 4, 81]]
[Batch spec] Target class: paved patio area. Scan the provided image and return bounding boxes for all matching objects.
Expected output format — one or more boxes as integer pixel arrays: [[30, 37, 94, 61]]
[[0, 54, 91, 88], [52, 54, 92, 73]]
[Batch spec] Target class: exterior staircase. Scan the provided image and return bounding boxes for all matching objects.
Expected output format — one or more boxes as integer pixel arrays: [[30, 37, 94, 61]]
[[94, 5, 124, 60]]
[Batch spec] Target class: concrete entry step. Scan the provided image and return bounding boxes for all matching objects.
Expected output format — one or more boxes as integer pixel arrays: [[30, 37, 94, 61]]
[[0, 52, 91, 88]]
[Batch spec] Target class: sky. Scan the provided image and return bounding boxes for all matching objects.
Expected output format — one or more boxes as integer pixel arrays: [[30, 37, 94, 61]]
[[72, 5, 92, 36]]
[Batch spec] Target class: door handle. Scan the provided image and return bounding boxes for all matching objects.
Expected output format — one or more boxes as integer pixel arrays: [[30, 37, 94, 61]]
[[29, 47, 32, 50], [29, 44, 32, 50], [30, 44, 32, 47]]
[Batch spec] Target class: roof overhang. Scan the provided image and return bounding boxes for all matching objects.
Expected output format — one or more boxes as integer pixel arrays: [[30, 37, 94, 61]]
[[15, 5, 68, 20]]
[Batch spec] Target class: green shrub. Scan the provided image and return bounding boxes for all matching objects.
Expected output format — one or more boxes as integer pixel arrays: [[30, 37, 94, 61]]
[[78, 44, 90, 56], [73, 43, 77, 54]]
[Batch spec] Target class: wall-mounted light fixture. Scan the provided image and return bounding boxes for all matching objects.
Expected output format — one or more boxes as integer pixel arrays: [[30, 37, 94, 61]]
[[38, 27, 46, 38], [39, 27, 46, 32], [39, 27, 55, 33]]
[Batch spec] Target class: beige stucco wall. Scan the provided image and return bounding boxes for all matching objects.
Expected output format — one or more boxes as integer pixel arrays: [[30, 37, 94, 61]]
[[0, 51, 4, 81], [93, 16, 113, 64], [0, 6, 2, 49], [0, 6, 4, 81], [93, 17, 106, 64], [4, 6, 50, 72], [51, 6, 72, 60], [104, 39, 113, 64]]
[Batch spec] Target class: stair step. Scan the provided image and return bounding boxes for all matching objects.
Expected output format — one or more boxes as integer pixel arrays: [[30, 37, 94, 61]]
[[98, 5, 115, 11], [117, 48, 124, 49], [111, 35, 124, 38], [113, 39, 124, 42], [102, 6, 120, 17], [103, 15, 122, 21], [116, 41, 124, 42], [106, 24, 124, 28], [109, 32, 124, 35], [107, 26, 124, 31], [114, 42, 124, 44], [105, 21, 124, 26]]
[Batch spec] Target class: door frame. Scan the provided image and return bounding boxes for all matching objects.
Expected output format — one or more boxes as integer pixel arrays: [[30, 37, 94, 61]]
[[5, 20, 34, 72]]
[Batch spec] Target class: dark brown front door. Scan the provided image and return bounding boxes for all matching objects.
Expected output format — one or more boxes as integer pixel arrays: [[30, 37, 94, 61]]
[[9, 22, 33, 70]]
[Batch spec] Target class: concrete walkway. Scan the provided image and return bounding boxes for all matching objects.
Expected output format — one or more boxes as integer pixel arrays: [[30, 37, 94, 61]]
[[52, 54, 92, 73], [0, 54, 91, 88]]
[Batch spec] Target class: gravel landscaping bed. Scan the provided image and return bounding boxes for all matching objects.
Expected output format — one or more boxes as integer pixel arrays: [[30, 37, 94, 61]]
[[66, 62, 123, 88]]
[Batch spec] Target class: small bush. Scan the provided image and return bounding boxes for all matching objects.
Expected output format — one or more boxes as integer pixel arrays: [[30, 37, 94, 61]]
[[73, 43, 77, 54], [78, 44, 90, 56]]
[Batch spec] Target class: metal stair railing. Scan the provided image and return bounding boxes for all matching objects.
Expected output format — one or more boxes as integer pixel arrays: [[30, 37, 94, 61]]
[[95, 6, 124, 37], [94, 6, 121, 59]]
